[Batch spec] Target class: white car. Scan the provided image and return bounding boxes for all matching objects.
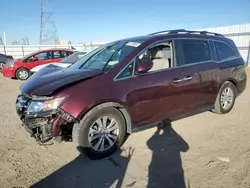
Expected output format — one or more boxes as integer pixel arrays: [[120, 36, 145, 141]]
[[30, 51, 87, 75]]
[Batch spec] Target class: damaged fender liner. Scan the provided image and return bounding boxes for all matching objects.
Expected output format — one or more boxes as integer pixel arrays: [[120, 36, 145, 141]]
[[21, 108, 76, 144]]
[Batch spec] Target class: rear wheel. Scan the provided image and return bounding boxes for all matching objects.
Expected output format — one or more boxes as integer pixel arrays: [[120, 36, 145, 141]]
[[16, 68, 29, 80], [213, 81, 237, 114], [72, 107, 126, 159]]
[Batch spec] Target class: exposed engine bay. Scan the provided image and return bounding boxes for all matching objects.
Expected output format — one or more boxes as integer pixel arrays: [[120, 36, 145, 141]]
[[16, 94, 76, 145]]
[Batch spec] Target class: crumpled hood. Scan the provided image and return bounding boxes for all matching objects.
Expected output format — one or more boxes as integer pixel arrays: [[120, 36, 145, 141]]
[[20, 68, 102, 96]]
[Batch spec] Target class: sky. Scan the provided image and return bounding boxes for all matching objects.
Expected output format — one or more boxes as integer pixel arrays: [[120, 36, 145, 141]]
[[0, 0, 249, 44]]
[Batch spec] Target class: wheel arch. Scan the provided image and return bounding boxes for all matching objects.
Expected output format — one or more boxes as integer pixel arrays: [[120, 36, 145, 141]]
[[227, 78, 237, 86], [225, 78, 238, 94], [76, 102, 132, 134]]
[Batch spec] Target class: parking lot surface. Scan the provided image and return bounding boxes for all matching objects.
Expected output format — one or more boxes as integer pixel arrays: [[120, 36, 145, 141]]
[[0, 70, 249, 188]]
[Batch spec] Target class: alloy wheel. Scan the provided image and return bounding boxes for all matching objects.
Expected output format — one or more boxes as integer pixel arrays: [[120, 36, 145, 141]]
[[18, 70, 29, 80], [220, 86, 234, 110], [88, 116, 120, 152]]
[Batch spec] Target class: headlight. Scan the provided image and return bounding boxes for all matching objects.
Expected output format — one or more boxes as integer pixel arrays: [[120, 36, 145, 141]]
[[27, 97, 66, 114]]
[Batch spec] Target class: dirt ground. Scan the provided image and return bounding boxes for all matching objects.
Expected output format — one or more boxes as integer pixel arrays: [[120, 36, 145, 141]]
[[0, 69, 249, 188]]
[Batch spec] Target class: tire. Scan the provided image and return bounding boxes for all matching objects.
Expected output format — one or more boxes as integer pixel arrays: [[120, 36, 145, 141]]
[[213, 81, 237, 114], [0, 62, 5, 69], [72, 107, 126, 160], [16, 68, 30, 80]]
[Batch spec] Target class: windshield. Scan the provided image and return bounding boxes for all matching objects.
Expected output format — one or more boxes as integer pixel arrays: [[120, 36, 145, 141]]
[[21, 50, 40, 60], [60, 52, 87, 64], [69, 40, 143, 71]]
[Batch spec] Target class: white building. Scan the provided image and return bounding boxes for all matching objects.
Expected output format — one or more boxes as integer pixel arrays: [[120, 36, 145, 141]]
[[197, 23, 250, 65]]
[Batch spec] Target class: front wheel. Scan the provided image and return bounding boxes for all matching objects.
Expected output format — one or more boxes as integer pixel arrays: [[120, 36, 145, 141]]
[[213, 81, 237, 114], [16, 68, 29, 80], [72, 107, 126, 159]]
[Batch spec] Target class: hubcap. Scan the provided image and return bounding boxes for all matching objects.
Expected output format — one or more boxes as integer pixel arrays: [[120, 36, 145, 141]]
[[88, 116, 120, 152], [220, 87, 234, 110], [18, 70, 28, 79]]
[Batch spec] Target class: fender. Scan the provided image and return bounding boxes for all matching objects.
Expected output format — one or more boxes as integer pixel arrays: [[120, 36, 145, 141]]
[[76, 102, 132, 134]]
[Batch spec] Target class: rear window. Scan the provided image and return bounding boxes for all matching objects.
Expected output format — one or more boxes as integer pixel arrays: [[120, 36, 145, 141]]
[[181, 40, 211, 65], [214, 41, 238, 61]]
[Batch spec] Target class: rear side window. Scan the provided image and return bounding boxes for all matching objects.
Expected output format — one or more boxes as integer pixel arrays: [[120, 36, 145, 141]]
[[66, 51, 73, 56], [214, 41, 238, 61], [181, 40, 211, 65], [53, 51, 67, 58]]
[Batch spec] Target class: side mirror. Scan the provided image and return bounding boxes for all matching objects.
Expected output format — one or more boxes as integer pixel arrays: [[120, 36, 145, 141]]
[[32, 56, 38, 62], [137, 59, 153, 74]]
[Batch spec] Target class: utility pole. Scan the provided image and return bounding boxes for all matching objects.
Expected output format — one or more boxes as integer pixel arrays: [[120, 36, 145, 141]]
[[0, 36, 3, 45], [40, 0, 59, 45], [22, 36, 30, 45], [3, 32, 6, 45]]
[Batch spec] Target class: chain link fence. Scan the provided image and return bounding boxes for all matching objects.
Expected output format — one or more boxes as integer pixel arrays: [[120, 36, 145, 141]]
[[0, 43, 107, 59]]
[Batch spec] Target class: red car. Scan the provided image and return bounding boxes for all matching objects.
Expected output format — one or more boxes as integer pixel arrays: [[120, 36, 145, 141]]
[[1, 48, 74, 80]]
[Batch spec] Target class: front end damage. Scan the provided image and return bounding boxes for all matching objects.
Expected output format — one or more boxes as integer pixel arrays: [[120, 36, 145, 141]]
[[16, 94, 76, 145]]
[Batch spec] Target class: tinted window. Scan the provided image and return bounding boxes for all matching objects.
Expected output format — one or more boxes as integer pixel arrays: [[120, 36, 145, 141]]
[[214, 41, 238, 61], [182, 40, 211, 65], [67, 51, 74, 56], [53, 51, 67, 58], [36, 52, 52, 60], [25, 56, 33, 62], [61, 51, 68, 57], [116, 63, 134, 79]]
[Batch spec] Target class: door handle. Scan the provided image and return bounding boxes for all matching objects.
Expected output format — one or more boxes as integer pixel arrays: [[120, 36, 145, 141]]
[[172, 78, 185, 83], [172, 75, 193, 83], [183, 76, 193, 81]]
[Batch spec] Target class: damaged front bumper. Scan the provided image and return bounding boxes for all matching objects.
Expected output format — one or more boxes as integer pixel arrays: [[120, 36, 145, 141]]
[[16, 94, 76, 144]]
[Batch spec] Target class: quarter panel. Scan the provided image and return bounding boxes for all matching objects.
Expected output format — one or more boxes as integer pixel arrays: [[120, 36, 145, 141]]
[[217, 57, 247, 95]]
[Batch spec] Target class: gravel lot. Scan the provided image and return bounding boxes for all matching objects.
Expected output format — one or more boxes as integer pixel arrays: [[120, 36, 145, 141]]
[[0, 69, 249, 188]]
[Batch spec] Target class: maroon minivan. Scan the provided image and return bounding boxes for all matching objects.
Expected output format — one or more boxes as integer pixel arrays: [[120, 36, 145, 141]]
[[16, 29, 247, 159]]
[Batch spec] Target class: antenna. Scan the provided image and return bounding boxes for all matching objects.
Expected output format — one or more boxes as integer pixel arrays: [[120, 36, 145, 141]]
[[40, 0, 59, 45]]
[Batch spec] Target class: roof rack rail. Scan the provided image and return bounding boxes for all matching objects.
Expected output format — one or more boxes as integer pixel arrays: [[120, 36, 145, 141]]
[[149, 29, 224, 37]]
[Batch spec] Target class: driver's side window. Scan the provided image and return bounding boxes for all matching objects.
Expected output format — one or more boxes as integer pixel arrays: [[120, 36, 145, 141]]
[[25, 52, 52, 63], [136, 41, 173, 74], [115, 41, 173, 80], [25, 56, 33, 62], [36, 52, 52, 60]]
